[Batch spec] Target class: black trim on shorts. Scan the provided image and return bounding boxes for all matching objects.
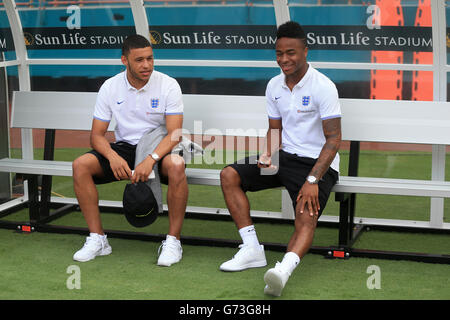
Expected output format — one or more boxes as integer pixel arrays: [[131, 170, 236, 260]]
[[227, 150, 338, 217]]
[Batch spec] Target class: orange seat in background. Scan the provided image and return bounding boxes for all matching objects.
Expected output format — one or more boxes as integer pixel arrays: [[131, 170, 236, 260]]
[[370, 0, 404, 100], [411, 0, 433, 101]]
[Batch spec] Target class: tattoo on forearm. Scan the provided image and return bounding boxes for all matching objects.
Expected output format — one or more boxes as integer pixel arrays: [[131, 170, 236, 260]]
[[310, 118, 341, 179]]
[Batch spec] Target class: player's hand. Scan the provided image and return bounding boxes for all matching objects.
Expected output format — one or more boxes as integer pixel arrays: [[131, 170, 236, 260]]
[[296, 182, 320, 216], [108, 153, 132, 181], [257, 153, 272, 168], [131, 157, 154, 184]]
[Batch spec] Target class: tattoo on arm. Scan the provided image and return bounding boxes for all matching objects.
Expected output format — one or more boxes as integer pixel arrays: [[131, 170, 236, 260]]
[[310, 117, 342, 179]]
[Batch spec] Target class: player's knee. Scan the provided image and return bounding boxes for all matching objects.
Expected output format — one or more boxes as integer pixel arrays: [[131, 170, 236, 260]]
[[72, 155, 98, 180], [220, 166, 239, 187], [72, 156, 88, 177], [167, 156, 186, 183], [294, 209, 318, 229]]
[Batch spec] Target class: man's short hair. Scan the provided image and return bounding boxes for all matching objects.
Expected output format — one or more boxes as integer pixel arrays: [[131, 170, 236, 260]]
[[276, 21, 307, 47], [122, 34, 152, 56]]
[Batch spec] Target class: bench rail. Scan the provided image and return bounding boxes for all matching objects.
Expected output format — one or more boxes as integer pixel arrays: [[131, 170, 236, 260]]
[[1, 158, 449, 198]]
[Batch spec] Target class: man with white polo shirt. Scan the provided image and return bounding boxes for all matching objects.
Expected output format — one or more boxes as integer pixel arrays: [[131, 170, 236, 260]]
[[72, 34, 188, 266], [220, 21, 341, 296]]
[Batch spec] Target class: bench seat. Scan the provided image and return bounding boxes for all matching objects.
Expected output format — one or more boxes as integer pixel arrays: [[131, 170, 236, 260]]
[[2, 158, 449, 198]]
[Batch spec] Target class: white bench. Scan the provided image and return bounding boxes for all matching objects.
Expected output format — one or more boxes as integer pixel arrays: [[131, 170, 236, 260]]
[[1, 91, 450, 262]]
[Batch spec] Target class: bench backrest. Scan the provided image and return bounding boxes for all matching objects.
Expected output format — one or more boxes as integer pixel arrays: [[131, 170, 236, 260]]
[[11, 91, 268, 137], [11, 91, 113, 131], [340, 98, 450, 145], [11, 91, 450, 145], [182, 94, 267, 137]]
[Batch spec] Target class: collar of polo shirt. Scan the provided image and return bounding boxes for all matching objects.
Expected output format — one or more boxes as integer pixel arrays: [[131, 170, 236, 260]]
[[123, 70, 153, 92], [281, 63, 312, 91]]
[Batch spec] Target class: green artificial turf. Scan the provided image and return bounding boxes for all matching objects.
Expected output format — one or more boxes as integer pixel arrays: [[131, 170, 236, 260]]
[[0, 227, 449, 300], [2, 147, 450, 300]]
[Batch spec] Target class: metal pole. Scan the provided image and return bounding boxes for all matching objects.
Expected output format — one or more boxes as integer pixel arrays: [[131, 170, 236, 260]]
[[4, 0, 32, 161], [429, 0, 446, 228], [4, 0, 32, 203], [0, 53, 11, 203], [273, 0, 290, 26], [129, 0, 150, 40]]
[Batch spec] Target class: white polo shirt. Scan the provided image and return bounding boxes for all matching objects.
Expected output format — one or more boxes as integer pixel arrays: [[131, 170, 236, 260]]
[[266, 64, 341, 172], [93, 70, 183, 145]]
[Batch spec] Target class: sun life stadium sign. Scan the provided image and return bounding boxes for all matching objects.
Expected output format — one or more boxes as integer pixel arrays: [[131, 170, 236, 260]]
[[0, 25, 442, 52]]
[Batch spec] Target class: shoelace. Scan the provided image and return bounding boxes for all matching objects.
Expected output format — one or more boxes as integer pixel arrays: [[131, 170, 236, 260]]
[[158, 240, 181, 257], [232, 244, 247, 259], [83, 236, 104, 252]]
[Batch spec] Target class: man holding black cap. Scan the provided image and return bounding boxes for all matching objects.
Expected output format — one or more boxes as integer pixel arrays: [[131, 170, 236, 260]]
[[72, 34, 187, 266], [220, 21, 341, 296], [123, 181, 159, 228]]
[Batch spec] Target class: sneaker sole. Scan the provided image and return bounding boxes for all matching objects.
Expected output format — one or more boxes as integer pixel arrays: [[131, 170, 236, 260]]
[[264, 285, 281, 297], [220, 260, 267, 272], [157, 257, 181, 267], [156, 261, 176, 267], [263, 269, 284, 296]]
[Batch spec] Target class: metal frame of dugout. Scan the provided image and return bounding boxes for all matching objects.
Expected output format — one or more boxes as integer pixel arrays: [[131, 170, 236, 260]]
[[0, 0, 449, 265]]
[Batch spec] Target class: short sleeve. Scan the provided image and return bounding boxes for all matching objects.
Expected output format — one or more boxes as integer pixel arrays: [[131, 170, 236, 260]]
[[164, 80, 183, 115], [93, 83, 112, 122], [266, 80, 281, 120], [318, 83, 341, 120]]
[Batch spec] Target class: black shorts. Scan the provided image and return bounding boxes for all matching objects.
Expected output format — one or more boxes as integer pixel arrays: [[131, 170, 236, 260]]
[[87, 141, 168, 185], [227, 150, 339, 217]]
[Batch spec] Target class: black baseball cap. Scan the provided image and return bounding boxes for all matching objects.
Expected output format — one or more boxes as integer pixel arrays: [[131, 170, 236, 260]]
[[123, 182, 158, 228]]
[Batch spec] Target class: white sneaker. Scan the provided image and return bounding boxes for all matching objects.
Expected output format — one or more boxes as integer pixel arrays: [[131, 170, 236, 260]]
[[263, 262, 291, 297], [157, 235, 182, 267], [73, 233, 112, 262], [219, 244, 267, 272]]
